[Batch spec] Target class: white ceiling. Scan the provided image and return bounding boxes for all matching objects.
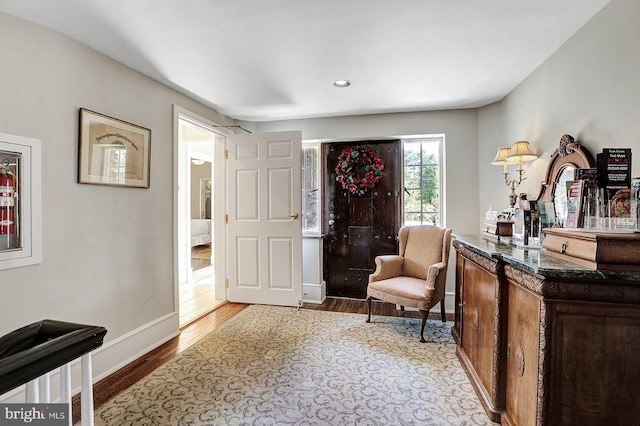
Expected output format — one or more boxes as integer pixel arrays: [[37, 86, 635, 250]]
[[0, 0, 610, 122]]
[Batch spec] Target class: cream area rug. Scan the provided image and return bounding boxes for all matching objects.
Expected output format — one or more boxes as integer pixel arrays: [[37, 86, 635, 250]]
[[94, 305, 495, 425]]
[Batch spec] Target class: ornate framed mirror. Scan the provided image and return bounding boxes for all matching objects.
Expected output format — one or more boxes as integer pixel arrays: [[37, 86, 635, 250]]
[[535, 134, 595, 224]]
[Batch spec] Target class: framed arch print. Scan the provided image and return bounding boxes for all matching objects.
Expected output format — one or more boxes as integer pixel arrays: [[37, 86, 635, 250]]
[[78, 108, 151, 188]]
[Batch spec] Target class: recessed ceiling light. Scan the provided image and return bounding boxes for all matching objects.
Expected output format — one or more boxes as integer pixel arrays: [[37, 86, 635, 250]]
[[332, 79, 351, 88]]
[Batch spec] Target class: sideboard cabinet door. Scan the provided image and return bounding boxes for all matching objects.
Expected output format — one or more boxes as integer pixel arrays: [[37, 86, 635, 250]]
[[549, 302, 640, 425], [457, 254, 504, 422], [503, 278, 541, 426]]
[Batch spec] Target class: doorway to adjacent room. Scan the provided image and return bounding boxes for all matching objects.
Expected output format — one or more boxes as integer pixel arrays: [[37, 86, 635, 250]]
[[177, 114, 226, 327]]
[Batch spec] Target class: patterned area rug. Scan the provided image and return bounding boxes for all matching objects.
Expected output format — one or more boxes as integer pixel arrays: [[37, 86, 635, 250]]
[[94, 305, 495, 425]]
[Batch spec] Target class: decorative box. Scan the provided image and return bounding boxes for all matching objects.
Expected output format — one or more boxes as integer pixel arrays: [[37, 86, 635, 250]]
[[482, 221, 513, 237], [542, 227, 640, 269]]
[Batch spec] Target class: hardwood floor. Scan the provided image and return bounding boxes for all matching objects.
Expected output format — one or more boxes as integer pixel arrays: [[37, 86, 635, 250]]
[[72, 298, 450, 423], [180, 244, 222, 328], [179, 276, 226, 328]]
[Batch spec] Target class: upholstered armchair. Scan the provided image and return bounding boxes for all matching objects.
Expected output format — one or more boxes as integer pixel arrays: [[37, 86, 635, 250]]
[[366, 225, 452, 343]]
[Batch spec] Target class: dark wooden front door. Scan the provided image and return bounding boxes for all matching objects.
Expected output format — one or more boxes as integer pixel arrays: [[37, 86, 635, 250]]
[[323, 140, 401, 299]]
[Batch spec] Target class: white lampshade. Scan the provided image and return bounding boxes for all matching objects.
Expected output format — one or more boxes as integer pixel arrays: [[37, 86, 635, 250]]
[[507, 141, 538, 162], [491, 147, 515, 165]]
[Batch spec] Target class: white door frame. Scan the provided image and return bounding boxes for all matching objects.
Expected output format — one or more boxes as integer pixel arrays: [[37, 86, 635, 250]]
[[173, 106, 229, 310]]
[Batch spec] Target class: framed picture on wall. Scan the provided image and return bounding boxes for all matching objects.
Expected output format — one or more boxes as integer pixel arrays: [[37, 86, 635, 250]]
[[78, 108, 151, 188]]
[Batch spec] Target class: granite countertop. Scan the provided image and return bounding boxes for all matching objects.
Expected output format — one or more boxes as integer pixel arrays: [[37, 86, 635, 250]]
[[453, 233, 640, 281]]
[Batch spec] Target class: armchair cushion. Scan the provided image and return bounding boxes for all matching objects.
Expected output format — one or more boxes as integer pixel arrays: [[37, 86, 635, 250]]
[[367, 277, 434, 311]]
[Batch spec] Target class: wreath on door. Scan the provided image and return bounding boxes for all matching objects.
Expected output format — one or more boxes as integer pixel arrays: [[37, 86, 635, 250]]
[[335, 145, 384, 196]]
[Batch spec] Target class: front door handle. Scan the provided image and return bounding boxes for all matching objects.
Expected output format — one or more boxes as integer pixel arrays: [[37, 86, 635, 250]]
[[290, 213, 299, 220]]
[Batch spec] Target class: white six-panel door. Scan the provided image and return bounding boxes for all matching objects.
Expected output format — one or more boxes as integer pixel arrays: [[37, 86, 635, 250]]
[[226, 131, 302, 306]]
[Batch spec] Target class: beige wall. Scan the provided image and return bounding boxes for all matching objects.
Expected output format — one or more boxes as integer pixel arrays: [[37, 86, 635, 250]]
[[478, 0, 640, 214], [0, 13, 231, 349]]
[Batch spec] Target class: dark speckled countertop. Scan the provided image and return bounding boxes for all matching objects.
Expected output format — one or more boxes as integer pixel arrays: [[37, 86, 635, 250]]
[[453, 234, 640, 281]]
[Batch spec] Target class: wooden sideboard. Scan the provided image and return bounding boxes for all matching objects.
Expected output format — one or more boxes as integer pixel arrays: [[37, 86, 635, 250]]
[[453, 234, 640, 426]]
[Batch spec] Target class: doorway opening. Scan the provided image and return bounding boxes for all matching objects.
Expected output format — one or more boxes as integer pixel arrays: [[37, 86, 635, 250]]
[[177, 113, 226, 327]]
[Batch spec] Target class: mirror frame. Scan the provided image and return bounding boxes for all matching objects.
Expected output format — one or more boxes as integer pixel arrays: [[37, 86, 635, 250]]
[[535, 134, 596, 203]]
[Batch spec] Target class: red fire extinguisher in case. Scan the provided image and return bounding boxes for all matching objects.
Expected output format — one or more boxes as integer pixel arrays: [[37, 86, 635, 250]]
[[0, 168, 16, 235]]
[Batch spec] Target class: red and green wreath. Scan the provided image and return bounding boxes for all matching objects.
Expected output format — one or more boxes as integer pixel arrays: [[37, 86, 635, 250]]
[[335, 145, 384, 196]]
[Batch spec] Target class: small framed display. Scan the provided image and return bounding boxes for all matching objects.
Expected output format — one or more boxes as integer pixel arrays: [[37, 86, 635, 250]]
[[78, 108, 151, 188], [0, 132, 41, 270]]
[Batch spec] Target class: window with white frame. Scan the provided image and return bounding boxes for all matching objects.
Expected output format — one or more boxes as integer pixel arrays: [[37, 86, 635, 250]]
[[302, 143, 320, 234], [403, 137, 443, 226]]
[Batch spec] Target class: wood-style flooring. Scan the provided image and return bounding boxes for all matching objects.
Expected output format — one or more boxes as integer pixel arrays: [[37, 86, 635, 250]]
[[72, 298, 449, 424], [181, 244, 222, 327], [179, 277, 225, 328]]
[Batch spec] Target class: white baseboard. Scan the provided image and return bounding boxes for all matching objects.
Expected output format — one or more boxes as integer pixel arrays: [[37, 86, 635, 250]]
[[92, 312, 180, 382], [302, 281, 326, 304], [0, 312, 179, 403]]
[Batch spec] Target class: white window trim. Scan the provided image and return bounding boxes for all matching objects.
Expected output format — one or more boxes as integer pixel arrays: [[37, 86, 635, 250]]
[[401, 135, 445, 228]]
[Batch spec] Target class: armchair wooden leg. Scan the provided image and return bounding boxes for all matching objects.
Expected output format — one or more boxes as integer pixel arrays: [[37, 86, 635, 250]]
[[365, 296, 373, 323], [419, 310, 430, 343], [440, 301, 446, 323]]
